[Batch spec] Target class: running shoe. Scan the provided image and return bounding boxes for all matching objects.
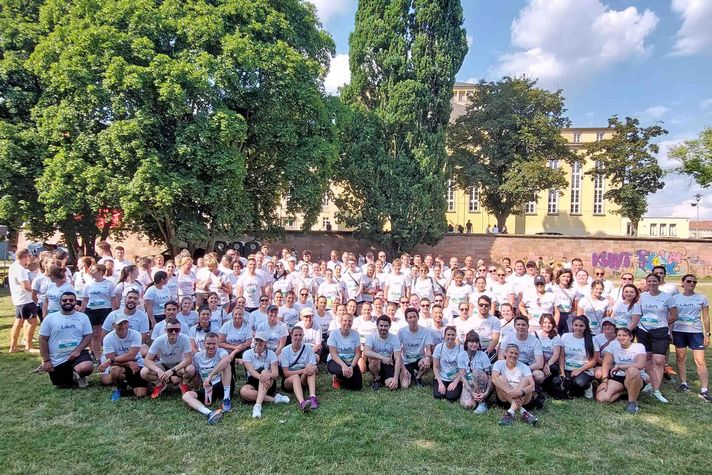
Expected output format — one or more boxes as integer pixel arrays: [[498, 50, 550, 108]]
[[679, 382, 689, 392], [252, 404, 262, 418], [474, 402, 488, 414], [274, 393, 290, 404], [111, 388, 122, 402], [371, 381, 382, 391], [77, 376, 88, 388], [151, 383, 166, 399], [624, 401, 640, 414], [30, 364, 45, 374], [309, 395, 319, 410], [652, 390, 669, 403], [332, 376, 341, 390], [641, 383, 653, 394], [584, 384, 593, 399], [222, 398, 232, 412], [521, 410, 538, 426], [207, 409, 223, 425], [498, 411, 515, 426], [179, 383, 190, 395], [299, 399, 311, 413], [699, 391, 712, 403], [664, 364, 677, 381], [415, 377, 424, 388]]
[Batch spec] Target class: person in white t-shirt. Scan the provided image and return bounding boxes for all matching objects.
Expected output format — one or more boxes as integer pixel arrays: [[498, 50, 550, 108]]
[[672, 274, 711, 401], [364, 315, 403, 391], [9, 249, 39, 353], [492, 343, 538, 426], [98, 315, 147, 400], [596, 327, 646, 413], [240, 332, 290, 418], [558, 315, 596, 399], [181, 332, 231, 424], [458, 331, 492, 413], [280, 326, 319, 411], [382, 258, 409, 305], [327, 313, 363, 390], [577, 280, 610, 336], [141, 318, 195, 397], [432, 326, 463, 402], [445, 271, 472, 314]]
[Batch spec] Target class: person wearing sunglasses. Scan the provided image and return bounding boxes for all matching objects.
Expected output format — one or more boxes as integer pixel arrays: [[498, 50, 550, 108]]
[[141, 318, 195, 398], [471, 296, 501, 359], [672, 274, 711, 401], [609, 273, 635, 304], [249, 296, 271, 331], [39, 291, 94, 388], [488, 268, 516, 310], [98, 315, 148, 400], [294, 287, 316, 315], [592, 267, 614, 298], [519, 275, 555, 334]]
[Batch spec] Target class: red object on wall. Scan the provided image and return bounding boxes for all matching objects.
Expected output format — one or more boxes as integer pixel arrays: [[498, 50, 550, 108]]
[[96, 208, 123, 229]]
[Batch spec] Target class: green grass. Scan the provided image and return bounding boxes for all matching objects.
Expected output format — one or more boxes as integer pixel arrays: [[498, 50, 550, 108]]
[[2, 287, 712, 475]]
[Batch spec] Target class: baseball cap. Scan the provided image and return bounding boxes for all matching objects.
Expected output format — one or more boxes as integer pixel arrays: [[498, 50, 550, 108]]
[[601, 317, 616, 327], [300, 308, 314, 317], [267, 304, 278, 312], [254, 332, 268, 341], [534, 275, 546, 285], [114, 315, 130, 324]]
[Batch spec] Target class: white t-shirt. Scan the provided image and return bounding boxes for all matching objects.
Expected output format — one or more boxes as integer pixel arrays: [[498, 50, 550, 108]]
[[256, 321, 289, 352], [219, 319, 253, 345], [365, 332, 402, 358], [177, 310, 199, 328], [489, 281, 515, 306], [433, 342, 462, 381], [45, 282, 76, 313], [279, 344, 316, 371], [193, 348, 229, 384], [278, 305, 300, 330], [81, 279, 114, 309], [236, 274, 265, 308], [521, 290, 555, 333], [144, 285, 172, 316], [384, 273, 408, 303], [593, 333, 615, 354], [424, 320, 446, 347], [610, 300, 642, 329], [176, 272, 196, 299], [492, 360, 532, 386], [103, 328, 144, 367], [553, 286, 578, 314], [39, 311, 92, 366], [113, 281, 144, 308], [189, 325, 212, 351], [411, 277, 436, 302], [578, 296, 610, 335], [471, 315, 502, 348], [458, 350, 492, 382], [353, 316, 378, 344], [603, 340, 646, 371], [453, 316, 476, 343], [151, 319, 189, 340], [312, 311, 333, 334], [31, 274, 51, 307], [560, 333, 592, 374], [499, 333, 543, 366], [638, 292, 677, 331], [9, 261, 33, 306], [446, 283, 472, 312], [148, 333, 192, 366], [294, 323, 323, 349], [317, 281, 341, 310], [210, 307, 228, 332], [673, 293, 709, 333], [536, 331, 561, 362], [242, 347, 278, 372], [326, 329, 361, 365], [397, 325, 433, 364], [342, 270, 363, 301], [102, 309, 150, 335]]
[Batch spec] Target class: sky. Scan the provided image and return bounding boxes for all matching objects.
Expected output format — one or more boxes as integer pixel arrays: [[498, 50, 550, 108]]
[[310, 0, 712, 221]]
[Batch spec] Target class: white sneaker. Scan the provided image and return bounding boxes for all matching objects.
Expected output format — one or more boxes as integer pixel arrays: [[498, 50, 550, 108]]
[[653, 390, 669, 404], [641, 383, 653, 394], [474, 402, 488, 414], [252, 404, 262, 418], [77, 376, 88, 388], [584, 384, 593, 399], [274, 393, 290, 404]]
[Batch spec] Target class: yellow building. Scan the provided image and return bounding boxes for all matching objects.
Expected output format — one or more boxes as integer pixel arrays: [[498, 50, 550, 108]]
[[277, 83, 674, 237]]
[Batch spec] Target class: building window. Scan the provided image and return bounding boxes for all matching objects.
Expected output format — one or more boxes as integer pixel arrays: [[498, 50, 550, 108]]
[[322, 193, 329, 207], [547, 159, 559, 214], [593, 160, 604, 215], [626, 222, 636, 236], [669, 223, 677, 236], [525, 195, 537, 214], [458, 91, 465, 102], [447, 179, 455, 212], [659, 223, 667, 236], [570, 161, 582, 214], [468, 187, 479, 212], [596, 132, 605, 142], [649, 223, 657, 236], [573, 132, 582, 143]]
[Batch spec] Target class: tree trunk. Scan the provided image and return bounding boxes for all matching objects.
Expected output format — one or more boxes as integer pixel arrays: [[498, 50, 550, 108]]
[[496, 213, 508, 230]]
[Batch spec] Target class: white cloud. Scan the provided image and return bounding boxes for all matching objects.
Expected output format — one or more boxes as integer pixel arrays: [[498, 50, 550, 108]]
[[308, 0, 356, 24], [701, 98, 712, 109], [642, 105, 670, 119], [494, 0, 658, 88], [466, 34, 474, 48], [671, 0, 712, 56], [649, 174, 712, 220], [324, 54, 351, 95]]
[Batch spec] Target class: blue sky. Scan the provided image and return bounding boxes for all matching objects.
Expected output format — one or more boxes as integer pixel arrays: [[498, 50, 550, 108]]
[[311, 0, 712, 221]]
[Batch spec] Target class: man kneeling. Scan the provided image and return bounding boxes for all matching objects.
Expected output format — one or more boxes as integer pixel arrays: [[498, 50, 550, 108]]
[[181, 332, 231, 424], [98, 315, 148, 400], [141, 318, 195, 398], [364, 316, 402, 391], [280, 326, 319, 412]]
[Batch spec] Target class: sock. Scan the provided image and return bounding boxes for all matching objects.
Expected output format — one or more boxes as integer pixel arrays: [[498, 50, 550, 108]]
[[198, 406, 211, 416], [702, 387, 708, 393], [254, 404, 262, 410], [519, 407, 527, 414], [223, 386, 231, 399], [507, 408, 515, 415]]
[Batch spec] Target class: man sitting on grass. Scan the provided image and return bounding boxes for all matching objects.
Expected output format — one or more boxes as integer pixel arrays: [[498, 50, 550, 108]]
[[39, 292, 94, 388], [141, 318, 195, 398], [98, 315, 148, 400], [181, 332, 231, 425]]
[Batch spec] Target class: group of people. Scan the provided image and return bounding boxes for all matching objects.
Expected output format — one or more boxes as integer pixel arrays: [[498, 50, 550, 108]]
[[8, 242, 709, 427]]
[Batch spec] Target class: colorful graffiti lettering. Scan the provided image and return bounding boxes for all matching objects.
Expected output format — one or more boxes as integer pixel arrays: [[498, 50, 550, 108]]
[[592, 247, 708, 277]]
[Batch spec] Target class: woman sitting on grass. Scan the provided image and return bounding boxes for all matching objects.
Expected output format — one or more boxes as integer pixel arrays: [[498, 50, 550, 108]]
[[492, 343, 538, 426], [595, 327, 646, 413], [458, 330, 492, 413]]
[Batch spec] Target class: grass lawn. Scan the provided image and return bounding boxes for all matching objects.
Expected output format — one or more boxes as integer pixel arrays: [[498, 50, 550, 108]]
[[1, 286, 712, 475]]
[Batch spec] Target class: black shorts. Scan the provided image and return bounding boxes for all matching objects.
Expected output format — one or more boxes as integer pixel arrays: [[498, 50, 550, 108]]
[[377, 362, 396, 382], [244, 373, 277, 399], [15, 302, 37, 319], [637, 327, 670, 355], [125, 366, 148, 388], [609, 373, 627, 385], [87, 307, 112, 326], [48, 350, 93, 387], [404, 360, 421, 379], [197, 381, 225, 405]]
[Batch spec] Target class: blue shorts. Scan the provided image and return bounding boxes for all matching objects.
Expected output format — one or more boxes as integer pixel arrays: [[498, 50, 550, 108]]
[[672, 331, 704, 350]]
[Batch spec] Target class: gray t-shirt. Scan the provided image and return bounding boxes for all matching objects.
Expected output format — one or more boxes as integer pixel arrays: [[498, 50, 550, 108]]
[[365, 332, 402, 358], [148, 333, 192, 366], [433, 342, 462, 381], [397, 325, 433, 364], [279, 344, 316, 371], [39, 311, 92, 366], [327, 329, 361, 365], [193, 348, 229, 385], [103, 328, 144, 366]]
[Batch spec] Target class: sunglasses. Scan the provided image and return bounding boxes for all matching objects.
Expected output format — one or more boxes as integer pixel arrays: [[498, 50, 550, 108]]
[[496, 273, 506, 277], [300, 293, 308, 296], [685, 280, 697, 284], [166, 328, 181, 333], [478, 303, 490, 307], [400, 301, 408, 304], [260, 299, 269, 302], [60, 299, 75, 303], [622, 277, 633, 280], [594, 272, 604, 276]]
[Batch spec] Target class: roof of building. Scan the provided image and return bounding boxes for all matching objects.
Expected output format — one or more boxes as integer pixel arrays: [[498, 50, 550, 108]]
[[689, 220, 712, 231]]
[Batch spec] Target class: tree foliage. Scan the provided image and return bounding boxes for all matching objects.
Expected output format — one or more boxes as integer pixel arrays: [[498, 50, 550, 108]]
[[583, 116, 667, 232], [447, 76, 574, 228], [0, 0, 336, 257], [334, 0, 468, 254], [670, 126, 712, 188]]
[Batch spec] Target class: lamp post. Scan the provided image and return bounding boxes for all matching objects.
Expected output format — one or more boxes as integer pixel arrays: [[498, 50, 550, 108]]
[[691, 193, 701, 238]]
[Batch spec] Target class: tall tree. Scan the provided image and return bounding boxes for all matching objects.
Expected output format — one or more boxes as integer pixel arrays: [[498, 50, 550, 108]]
[[448, 77, 574, 229], [669, 127, 712, 188], [335, 0, 468, 253], [583, 116, 667, 234], [3, 0, 336, 257]]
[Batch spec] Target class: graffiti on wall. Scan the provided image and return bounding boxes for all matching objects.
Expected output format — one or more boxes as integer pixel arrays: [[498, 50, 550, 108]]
[[592, 247, 708, 276]]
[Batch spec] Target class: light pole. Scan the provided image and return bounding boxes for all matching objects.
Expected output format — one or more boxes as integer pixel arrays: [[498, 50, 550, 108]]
[[691, 193, 701, 238]]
